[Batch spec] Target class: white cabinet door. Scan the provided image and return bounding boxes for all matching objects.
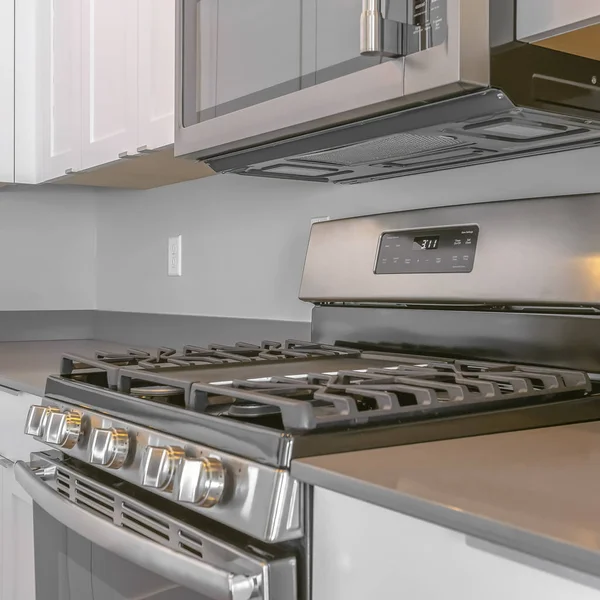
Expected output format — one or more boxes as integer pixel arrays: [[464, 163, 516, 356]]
[[138, 0, 175, 151], [81, 0, 138, 169], [313, 487, 600, 600], [39, 0, 82, 180], [517, 0, 600, 42], [0, 0, 14, 183], [1, 463, 36, 600], [15, 0, 82, 183]]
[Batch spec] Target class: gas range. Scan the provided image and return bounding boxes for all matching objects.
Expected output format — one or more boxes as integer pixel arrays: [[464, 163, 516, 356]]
[[17, 196, 600, 600], [40, 339, 598, 469]]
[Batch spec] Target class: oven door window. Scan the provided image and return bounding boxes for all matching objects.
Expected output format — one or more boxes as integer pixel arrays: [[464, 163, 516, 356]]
[[35, 511, 202, 600], [19, 453, 298, 600]]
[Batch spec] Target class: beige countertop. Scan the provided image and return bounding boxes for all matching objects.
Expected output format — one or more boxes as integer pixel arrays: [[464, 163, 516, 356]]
[[0, 339, 142, 396], [293, 422, 600, 578]]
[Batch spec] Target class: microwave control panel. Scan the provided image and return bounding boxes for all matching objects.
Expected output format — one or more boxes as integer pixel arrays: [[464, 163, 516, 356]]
[[375, 225, 479, 274]]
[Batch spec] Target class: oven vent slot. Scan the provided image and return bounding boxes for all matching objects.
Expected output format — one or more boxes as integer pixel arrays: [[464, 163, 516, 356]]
[[56, 468, 117, 521], [178, 530, 204, 560], [122, 502, 171, 543]]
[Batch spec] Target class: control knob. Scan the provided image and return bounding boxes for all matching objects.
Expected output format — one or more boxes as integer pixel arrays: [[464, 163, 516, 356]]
[[89, 428, 130, 469], [42, 410, 82, 449], [175, 456, 226, 508], [24, 405, 59, 438], [140, 446, 184, 491]]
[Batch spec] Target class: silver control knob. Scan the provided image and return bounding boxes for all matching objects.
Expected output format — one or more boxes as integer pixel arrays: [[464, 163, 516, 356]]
[[42, 410, 82, 448], [141, 446, 184, 490], [24, 405, 58, 438], [89, 428, 130, 469], [176, 456, 226, 508]]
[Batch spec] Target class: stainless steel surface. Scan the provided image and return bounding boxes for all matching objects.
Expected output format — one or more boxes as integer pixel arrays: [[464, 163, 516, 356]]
[[175, 0, 486, 163], [300, 195, 600, 306], [141, 445, 185, 490], [45, 374, 297, 468], [360, 0, 400, 57], [176, 0, 600, 186], [405, 0, 484, 100], [24, 405, 57, 438], [312, 306, 600, 373], [361, 0, 450, 59], [34, 398, 303, 542], [17, 453, 298, 600], [176, 456, 226, 507], [42, 409, 82, 449], [88, 427, 130, 469]]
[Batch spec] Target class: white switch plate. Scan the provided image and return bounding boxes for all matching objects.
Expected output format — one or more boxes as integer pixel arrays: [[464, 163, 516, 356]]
[[168, 235, 182, 277], [311, 216, 330, 225]]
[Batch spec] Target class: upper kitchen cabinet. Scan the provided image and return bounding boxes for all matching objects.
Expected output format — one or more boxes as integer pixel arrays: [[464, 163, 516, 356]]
[[0, 0, 14, 184], [15, 0, 82, 183], [81, 0, 138, 170], [15, 0, 207, 188], [517, 0, 600, 42], [138, 0, 176, 151]]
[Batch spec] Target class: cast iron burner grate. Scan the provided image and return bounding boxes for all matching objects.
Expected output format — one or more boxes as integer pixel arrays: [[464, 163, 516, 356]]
[[60, 340, 361, 391], [182, 340, 361, 363], [190, 357, 592, 431]]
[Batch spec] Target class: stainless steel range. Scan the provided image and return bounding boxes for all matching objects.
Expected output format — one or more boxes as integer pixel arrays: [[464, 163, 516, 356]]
[[16, 194, 600, 600]]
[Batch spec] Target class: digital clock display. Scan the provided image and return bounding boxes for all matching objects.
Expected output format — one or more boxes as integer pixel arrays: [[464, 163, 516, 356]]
[[413, 236, 440, 250], [375, 225, 478, 274]]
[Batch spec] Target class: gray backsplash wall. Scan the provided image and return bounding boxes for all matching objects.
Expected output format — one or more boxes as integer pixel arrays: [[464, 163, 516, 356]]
[[96, 147, 600, 322], [0, 186, 97, 310]]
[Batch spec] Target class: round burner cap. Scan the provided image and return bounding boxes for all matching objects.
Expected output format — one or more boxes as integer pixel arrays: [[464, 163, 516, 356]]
[[130, 385, 182, 397]]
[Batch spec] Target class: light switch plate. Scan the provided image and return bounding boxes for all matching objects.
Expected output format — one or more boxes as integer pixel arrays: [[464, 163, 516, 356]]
[[168, 235, 182, 277]]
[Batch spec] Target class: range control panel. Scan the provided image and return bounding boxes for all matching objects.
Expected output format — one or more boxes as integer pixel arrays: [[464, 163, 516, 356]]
[[375, 225, 479, 274]]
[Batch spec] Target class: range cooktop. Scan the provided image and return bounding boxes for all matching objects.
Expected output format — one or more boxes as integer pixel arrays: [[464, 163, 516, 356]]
[[44, 340, 600, 467]]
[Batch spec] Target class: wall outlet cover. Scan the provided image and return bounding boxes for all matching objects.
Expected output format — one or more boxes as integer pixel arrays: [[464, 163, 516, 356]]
[[168, 235, 182, 277]]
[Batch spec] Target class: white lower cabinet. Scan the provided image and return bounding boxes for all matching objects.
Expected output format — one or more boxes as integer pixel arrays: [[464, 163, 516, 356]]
[[0, 463, 36, 600], [312, 487, 600, 600], [0, 388, 46, 600]]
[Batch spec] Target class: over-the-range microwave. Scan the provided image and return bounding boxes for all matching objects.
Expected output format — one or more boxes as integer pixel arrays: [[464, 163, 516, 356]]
[[175, 0, 600, 184]]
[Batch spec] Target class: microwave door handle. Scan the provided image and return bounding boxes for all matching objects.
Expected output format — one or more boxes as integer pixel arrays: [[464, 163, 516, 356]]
[[14, 461, 258, 600]]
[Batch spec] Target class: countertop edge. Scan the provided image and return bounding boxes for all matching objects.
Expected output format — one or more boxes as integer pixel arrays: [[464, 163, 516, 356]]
[[0, 376, 43, 397], [292, 460, 600, 582]]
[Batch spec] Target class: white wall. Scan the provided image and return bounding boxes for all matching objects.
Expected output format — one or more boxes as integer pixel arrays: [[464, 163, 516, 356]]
[[96, 147, 600, 322], [0, 185, 97, 310]]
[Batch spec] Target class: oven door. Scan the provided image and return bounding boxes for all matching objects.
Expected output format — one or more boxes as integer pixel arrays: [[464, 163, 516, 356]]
[[16, 452, 298, 600], [174, 0, 489, 163]]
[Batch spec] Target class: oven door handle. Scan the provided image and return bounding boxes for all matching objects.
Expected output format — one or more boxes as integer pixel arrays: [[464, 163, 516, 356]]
[[14, 461, 259, 600]]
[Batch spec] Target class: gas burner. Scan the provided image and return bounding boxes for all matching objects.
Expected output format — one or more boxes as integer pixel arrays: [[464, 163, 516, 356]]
[[94, 347, 153, 365], [59, 340, 363, 396], [182, 340, 361, 363]]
